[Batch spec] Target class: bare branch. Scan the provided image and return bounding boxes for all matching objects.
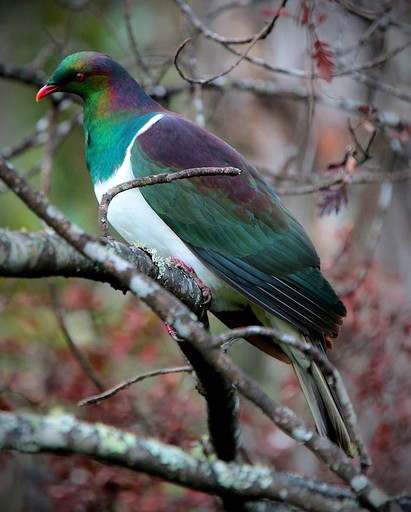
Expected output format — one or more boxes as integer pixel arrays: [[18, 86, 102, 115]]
[[98, 166, 241, 236], [174, 0, 288, 85], [351, 71, 411, 104], [338, 180, 393, 297], [0, 61, 46, 86], [171, 0, 282, 45], [48, 279, 105, 391], [78, 366, 192, 406], [1, 113, 81, 163], [336, 36, 411, 77], [0, 411, 367, 511], [171, 2, 411, 103], [335, 0, 391, 22], [180, 24, 206, 127], [124, 0, 149, 77], [176, 339, 241, 464], [0, 229, 206, 319]]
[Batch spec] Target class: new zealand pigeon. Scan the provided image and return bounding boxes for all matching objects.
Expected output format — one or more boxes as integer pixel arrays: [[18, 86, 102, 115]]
[[37, 52, 354, 455]]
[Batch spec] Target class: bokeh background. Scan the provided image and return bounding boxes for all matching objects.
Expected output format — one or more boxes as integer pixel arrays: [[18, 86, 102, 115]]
[[1, 1, 411, 510]]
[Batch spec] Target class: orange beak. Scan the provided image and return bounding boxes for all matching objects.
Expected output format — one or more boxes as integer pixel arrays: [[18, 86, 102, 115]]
[[36, 84, 60, 102]]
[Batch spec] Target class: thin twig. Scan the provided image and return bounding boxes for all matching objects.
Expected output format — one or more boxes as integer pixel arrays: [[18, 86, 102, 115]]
[[352, 71, 411, 104], [124, 0, 149, 77], [270, 169, 411, 196], [174, 0, 288, 85], [336, 36, 411, 77], [172, 0, 411, 99], [348, 120, 376, 165], [172, 0, 281, 45], [141, 77, 410, 132], [1, 112, 81, 161], [48, 280, 105, 391], [335, 0, 391, 22], [338, 180, 393, 297], [181, 77, 408, 129], [40, 104, 58, 197], [98, 166, 241, 237], [181, 22, 206, 127], [78, 365, 192, 406], [183, 30, 411, 105]]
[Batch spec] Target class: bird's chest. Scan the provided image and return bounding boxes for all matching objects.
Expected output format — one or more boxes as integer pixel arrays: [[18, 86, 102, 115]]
[[92, 154, 242, 310], [94, 156, 191, 260]]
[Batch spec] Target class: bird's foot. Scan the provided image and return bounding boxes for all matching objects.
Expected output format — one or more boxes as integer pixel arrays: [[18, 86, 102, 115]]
[[164, 321, 183, 342], [169, 257, 212, 307]]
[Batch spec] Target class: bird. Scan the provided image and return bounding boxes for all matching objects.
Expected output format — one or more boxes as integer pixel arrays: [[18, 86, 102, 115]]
[[37, 52, 355, 456]]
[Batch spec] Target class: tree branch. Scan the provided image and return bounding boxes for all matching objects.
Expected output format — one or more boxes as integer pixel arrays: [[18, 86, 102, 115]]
[[0, 230, 206, 319], [47, 278, 106, 391], [173, 0, 288, 85], [171, 0, 279, 45], [0, 61, 46, 87], [177, 339, 241, 463], [0, 411, 367, 512], [78, 366, 193, 406], [98, 166, 241, 237]]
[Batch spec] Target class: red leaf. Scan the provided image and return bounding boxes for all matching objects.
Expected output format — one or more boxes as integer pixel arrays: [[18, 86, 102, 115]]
[[316, 13, 327, 25], [317, 184, 348, 216], [299, 0, 311, 25], [313, 39, 334, 82]]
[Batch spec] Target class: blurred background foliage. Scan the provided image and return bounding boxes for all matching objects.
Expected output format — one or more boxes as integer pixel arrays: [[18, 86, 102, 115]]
[[1, 0, 411, 510]]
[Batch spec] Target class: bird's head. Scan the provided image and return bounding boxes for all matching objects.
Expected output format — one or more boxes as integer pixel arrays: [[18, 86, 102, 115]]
[[36, 52, 125, 102]]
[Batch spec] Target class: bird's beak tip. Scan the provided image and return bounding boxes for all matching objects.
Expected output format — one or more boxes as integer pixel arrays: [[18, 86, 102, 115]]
[[36, 84, 60, 102]]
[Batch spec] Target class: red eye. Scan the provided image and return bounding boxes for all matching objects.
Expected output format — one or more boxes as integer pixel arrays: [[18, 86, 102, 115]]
[[75, 72, 85, 82]]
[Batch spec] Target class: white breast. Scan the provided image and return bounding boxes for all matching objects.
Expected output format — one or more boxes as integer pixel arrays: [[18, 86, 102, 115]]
[[93, 119, 243, 311], [94, 152, 204, 263]]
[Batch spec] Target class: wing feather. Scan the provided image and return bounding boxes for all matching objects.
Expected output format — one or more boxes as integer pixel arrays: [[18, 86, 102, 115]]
[[131, 113, 346, 337]]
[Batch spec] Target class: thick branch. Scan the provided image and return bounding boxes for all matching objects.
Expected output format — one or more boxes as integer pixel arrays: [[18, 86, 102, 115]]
[[177, 340, 241, 463], [0, 229, 205, 318], [0, 411, 365, 512], [0, 228, 242, 464]]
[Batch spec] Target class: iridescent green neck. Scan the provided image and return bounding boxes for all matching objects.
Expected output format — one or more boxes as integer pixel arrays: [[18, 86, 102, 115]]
[[78, 62, 164, 184], [83, 92, 158, 184]]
